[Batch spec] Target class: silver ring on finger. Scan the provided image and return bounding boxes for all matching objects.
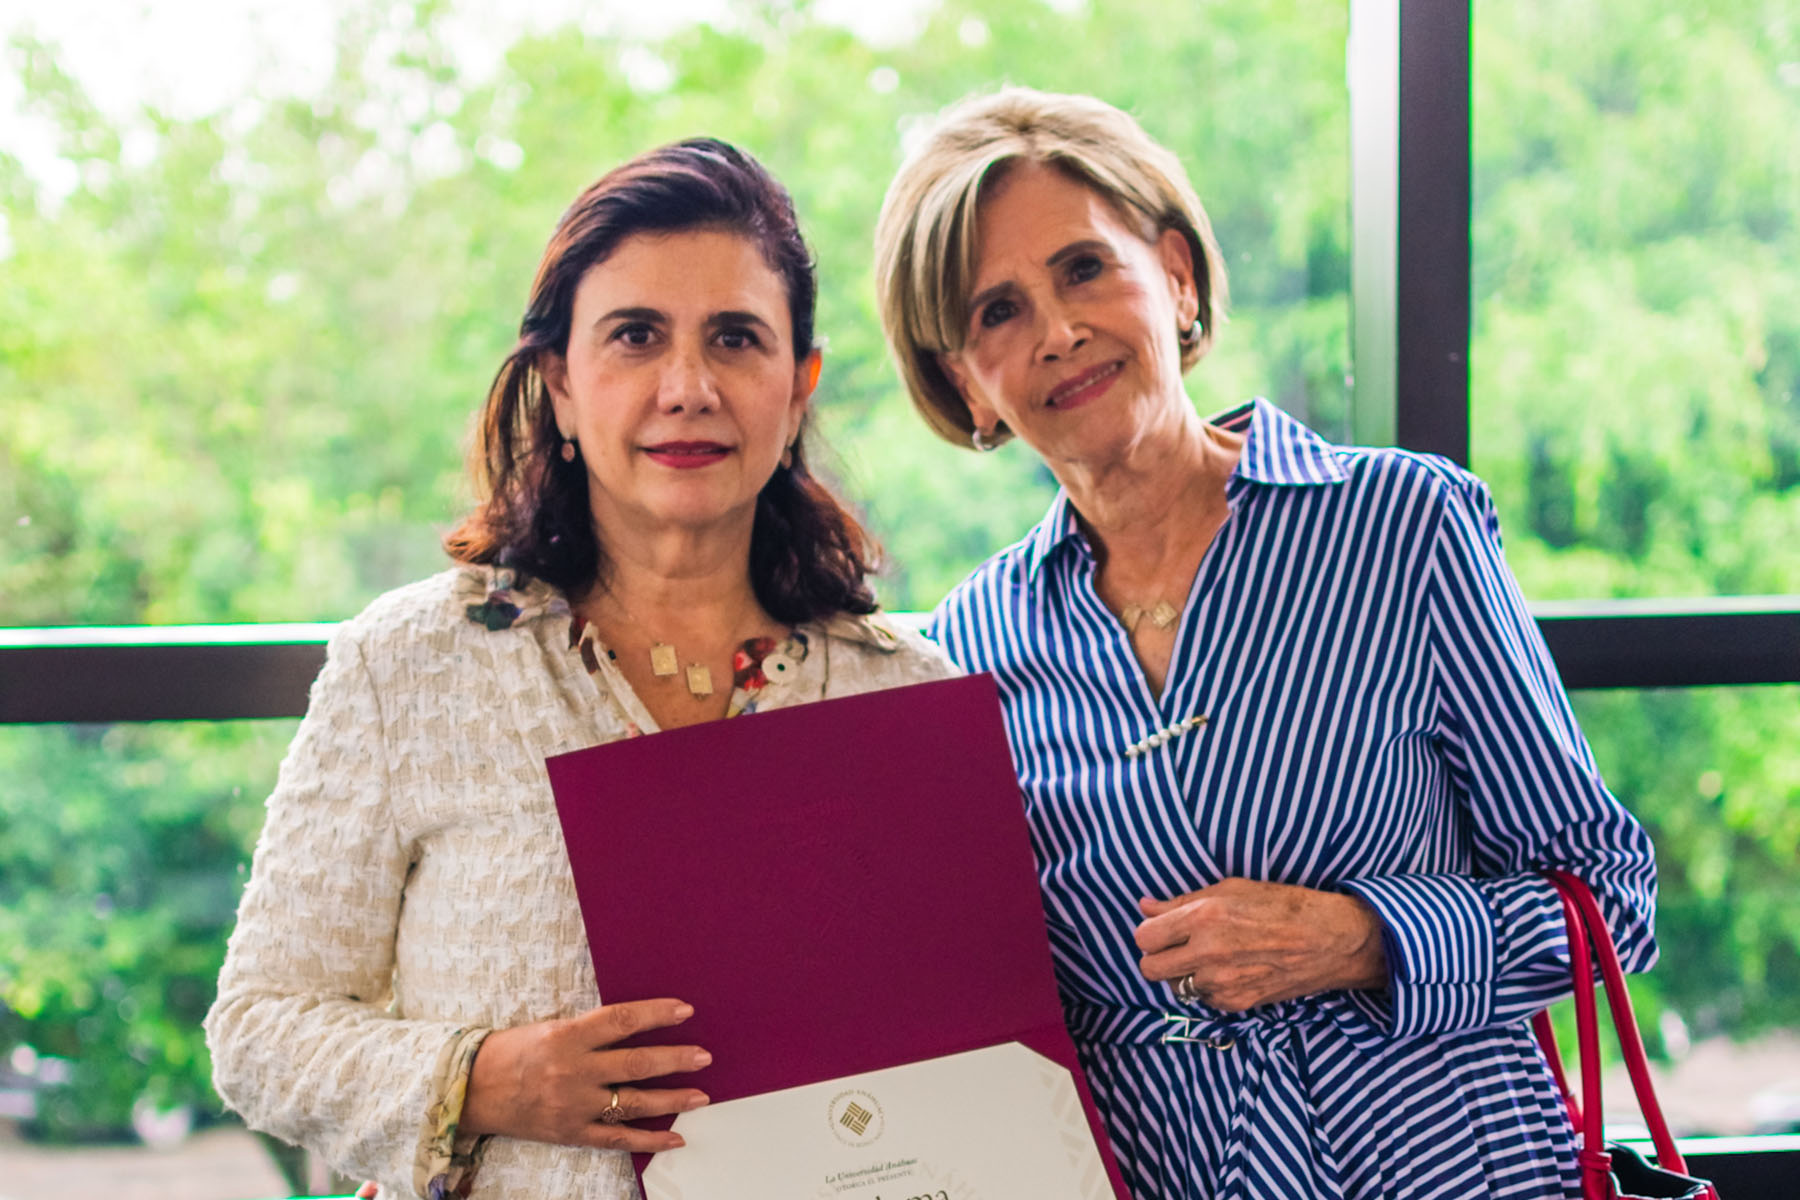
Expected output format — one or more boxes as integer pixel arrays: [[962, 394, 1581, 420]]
[[599, 1089, 628, 1125], [1173, 975, 1206, 1005]]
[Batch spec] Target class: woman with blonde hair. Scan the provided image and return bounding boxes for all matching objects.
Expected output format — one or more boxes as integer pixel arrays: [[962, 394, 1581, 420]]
[[876, 88, 1658, 1199]]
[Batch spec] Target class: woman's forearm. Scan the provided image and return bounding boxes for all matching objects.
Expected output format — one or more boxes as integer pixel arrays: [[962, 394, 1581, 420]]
[[1136, 879, 1390, 1011]]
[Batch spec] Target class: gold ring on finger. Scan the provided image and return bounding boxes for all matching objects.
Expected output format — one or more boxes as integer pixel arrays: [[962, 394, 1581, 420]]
[[599, 1089, 628, 1125]]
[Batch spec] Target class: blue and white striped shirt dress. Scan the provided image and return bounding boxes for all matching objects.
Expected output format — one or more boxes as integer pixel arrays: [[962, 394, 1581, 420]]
[[929, 399, 1659, 1200]]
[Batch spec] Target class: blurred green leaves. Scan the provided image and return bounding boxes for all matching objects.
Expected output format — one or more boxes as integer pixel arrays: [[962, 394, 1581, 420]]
[[0, 722, 295, 1136], [1472, 0, 1800, 600], [0, 0, 1347, 1136], [1, 0, 1796, 1142], [1470, 0, 1800, 1047], [1, 0, 1355, 623]]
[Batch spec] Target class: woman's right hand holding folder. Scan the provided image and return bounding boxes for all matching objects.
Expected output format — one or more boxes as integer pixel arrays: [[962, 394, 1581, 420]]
[[462, 997, 712, 1152]]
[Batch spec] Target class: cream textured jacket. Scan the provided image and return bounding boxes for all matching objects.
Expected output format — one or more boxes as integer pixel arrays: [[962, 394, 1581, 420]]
[[205, 566, 957, 1198]]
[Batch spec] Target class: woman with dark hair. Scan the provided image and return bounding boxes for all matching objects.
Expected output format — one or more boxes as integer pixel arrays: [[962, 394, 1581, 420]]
[[205, 138, 952, 1200]]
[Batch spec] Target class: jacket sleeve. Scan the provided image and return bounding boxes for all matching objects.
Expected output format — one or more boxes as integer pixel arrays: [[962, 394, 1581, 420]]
[[204, 620, 486, 1192], [1339, 473, 1658, 1039]]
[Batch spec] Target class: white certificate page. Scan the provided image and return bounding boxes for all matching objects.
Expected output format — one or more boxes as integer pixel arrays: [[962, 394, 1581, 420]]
[[640, 1041, 1114, 1200]]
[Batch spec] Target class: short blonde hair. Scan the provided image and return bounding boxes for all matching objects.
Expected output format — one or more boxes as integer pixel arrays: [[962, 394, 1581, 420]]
[[874, 88, 1229, 448]]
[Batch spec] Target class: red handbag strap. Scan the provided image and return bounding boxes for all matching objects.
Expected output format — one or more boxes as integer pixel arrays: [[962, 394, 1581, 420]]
[[1554, 881, 1612, 1200], [1542, 869, 1691, 1178], [1531, 1009, 1580, 1128]]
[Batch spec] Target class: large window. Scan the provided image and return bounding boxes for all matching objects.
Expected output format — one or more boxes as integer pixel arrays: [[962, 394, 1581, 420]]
[[0, 0, 1352, 1184], [0, 0, 1351, 621], [0, 721, 295, 1145], [4, 0, 1796, 1190], [1471, 0, 1800, 601], [1460, 1, 1800, 1154], [1465, 0, 1800, 1106], [1564, 686, 1800, 1136]]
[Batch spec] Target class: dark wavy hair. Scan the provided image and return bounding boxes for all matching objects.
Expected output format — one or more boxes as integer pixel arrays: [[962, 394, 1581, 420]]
[[444, 138, 879, 624]]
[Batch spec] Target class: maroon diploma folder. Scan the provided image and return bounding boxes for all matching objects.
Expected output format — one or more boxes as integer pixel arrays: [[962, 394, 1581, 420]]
[[545, 673, 1130, 1196]]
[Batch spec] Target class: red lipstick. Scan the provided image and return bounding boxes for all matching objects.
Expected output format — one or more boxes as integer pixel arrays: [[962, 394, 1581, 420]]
[[643, 440, 732, 469]]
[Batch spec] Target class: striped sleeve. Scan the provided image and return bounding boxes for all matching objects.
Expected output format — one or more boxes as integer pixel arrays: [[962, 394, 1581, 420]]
[[1342, 473, 1658, 1038]]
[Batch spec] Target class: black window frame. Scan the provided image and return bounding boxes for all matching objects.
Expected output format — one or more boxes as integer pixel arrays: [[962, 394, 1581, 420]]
[[1351, 0, 1800, 688], [1, 2, 1797, 1181], [4, 0, 1795, 714]]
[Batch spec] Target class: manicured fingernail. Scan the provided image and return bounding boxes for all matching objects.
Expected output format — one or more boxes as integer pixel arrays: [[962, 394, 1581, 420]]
[[685, 1092, 710, 1110], [673, 1003, 694, 1020], [694, 1049, 713, 1067]]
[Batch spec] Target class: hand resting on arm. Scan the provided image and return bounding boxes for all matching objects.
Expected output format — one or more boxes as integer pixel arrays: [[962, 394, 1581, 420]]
[[1135, 878, 1388, 1012]]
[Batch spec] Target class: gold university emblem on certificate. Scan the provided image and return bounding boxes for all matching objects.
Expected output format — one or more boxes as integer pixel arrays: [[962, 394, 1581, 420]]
[[827, 1089, 885, 1146]]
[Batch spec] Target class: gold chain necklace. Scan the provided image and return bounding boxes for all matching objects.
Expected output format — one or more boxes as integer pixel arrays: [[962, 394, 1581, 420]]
[[594, 590, 752, 700]]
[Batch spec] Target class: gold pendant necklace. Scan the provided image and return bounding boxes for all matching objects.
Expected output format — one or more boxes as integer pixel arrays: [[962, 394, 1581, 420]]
[[598, 591, 720, 700], [645, 641, 712, 697], [1121, 601, 1181, 632]]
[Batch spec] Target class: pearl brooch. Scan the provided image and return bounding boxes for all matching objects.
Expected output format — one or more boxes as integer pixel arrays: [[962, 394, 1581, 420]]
[[1124, 713, 1210, 758]]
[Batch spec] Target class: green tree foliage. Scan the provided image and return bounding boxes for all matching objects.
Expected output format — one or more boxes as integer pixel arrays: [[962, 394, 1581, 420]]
[[0, 721, 294, 1135], [1473, 0, 1800, 599], [1, 0, 1352, 623], [1472, 0, 1800, 1046], [0, 0, 1794, 1142], [0, 0, 1350, 1139]]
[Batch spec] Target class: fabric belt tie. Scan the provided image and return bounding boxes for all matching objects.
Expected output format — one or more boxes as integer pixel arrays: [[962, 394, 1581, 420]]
[[1064, 999, 1348, 1200], [1062, 996, 1326, 1045]]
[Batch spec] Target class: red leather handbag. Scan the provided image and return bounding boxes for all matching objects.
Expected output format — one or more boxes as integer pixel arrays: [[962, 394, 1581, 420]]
[[1532, 868, 1719, 1200]]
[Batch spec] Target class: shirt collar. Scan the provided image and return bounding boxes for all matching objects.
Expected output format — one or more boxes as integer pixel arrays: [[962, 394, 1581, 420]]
[[1228, 396, 1352, 487], [456, 563, 908, 656], [1022, 490, 1083, 578], [455, 564, 572, 631], [1021, 397, 1350, 580]]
